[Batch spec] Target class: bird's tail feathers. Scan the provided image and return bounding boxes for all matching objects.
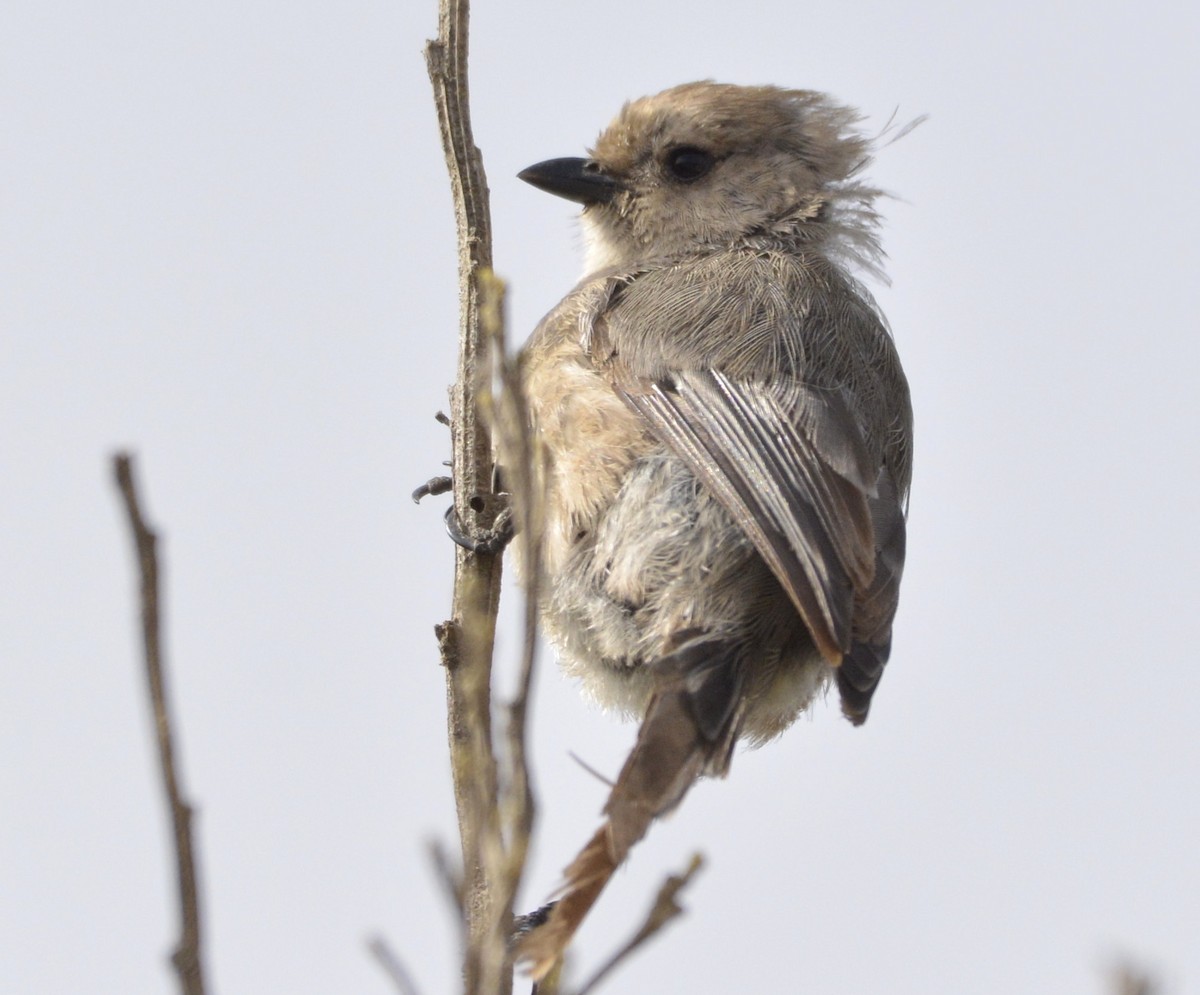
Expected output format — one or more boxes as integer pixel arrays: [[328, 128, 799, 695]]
[[516, 637, 744, 979]]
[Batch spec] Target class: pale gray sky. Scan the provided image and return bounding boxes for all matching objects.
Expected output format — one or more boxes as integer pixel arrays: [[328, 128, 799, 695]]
[[3, 1, 1198, 992]]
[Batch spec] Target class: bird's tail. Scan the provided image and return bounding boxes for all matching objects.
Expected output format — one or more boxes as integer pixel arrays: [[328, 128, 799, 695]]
[[516, 636, 744, 979]]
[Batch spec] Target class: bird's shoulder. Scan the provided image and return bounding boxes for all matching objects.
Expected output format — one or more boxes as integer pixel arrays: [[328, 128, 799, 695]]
[[550, 247, 887, 383]]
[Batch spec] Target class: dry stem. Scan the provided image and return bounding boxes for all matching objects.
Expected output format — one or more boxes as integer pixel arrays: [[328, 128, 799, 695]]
[[424, 2, 528, 992], [112, 453, 208, 995]]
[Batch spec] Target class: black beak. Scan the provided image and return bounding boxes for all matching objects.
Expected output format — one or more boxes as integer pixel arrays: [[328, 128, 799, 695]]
[[518, 157, 622, 206]]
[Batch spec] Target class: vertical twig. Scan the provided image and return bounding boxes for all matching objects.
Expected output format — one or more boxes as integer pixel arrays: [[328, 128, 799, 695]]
[[424, 3, 511, 993], [112, 453, 208, 995], [450, 270, 545, 992], [477, 271, 540, 949]]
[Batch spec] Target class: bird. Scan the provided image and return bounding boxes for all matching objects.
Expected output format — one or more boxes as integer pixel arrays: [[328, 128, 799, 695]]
[[508, 81, 914, 976]]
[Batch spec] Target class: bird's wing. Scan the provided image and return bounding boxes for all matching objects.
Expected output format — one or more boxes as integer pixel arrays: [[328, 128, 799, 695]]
[[835, 467, 906, 721], [579, 255, 906, 671], [607, 356, 880, 664]]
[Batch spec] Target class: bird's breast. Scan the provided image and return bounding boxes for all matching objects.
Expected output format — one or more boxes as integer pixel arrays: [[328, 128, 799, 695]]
[[521, 335, 656, 580]]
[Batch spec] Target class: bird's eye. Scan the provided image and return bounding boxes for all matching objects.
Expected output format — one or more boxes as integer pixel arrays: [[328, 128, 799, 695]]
[[663, 146, 715, 183]]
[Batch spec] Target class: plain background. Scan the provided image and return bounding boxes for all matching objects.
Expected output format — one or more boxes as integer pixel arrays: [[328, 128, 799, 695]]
[[4, 1, 1198, 992]]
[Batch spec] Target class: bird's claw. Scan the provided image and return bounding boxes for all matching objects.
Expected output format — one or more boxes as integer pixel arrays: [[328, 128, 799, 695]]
[[444, 503, 514, 555], [412, 475, 453, 504]]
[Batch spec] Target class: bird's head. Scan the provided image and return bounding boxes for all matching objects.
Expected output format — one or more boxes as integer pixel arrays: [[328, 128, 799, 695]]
[[519, 81, 891, 275]]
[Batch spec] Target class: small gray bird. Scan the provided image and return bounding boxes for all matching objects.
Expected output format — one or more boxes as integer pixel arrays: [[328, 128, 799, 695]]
[[511, 81, 913, 974]]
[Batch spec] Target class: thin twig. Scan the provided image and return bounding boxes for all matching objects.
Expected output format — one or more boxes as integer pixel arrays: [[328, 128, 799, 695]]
[[571, 855, 705, 995], [368, 935, 424, 995], [112, 453, 208, 995], [424, 2, 511, 993], [476, 270, 541, 940], [428, 837, 467, 926]]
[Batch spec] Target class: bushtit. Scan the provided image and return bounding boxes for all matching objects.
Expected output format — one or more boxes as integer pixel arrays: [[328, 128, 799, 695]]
[[511, 81, 913, 974]]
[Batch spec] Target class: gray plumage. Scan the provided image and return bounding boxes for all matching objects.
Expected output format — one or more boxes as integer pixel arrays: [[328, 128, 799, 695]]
[[511, 81, 913, 975]]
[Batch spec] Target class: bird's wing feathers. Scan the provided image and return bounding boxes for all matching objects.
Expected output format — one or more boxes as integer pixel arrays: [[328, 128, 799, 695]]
[[613, 367, 878, 661], [837, 468, 907, 723]]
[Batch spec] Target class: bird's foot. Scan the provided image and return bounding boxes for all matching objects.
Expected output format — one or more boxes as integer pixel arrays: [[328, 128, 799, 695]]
[[443, 502, 514, 555]]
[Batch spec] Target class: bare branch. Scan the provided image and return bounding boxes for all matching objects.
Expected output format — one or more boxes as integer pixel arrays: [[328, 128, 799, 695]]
[[424, 3, 517, 993], [476, 270, 541, 936], [112, 452, 208, 995]]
